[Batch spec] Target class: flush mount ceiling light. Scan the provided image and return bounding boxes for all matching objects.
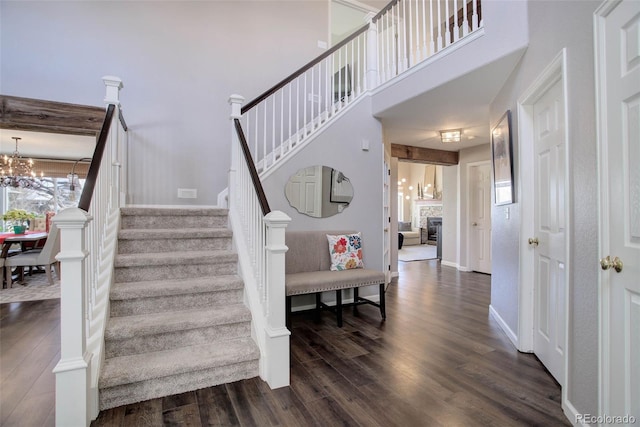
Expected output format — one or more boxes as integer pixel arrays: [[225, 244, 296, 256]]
[[440, 129, 462, 143]]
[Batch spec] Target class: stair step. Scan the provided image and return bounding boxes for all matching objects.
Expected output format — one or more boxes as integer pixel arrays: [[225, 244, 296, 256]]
[[104, 304, 251, 358], [118, 228, 232, 254], [114, 250, 237, 282], [120, 207, 228, 230], [115, 250, 235, 267], [99, 337, 259, 410], [111, 275, 243, 300], [110, 276, 244, 316]]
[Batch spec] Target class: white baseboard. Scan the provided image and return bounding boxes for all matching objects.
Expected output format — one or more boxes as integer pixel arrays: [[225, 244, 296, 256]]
[[440, 260, 472, 272], [562, 399, 586, 426], [489, 304, 519, 349], [391, 271, 399, 279]]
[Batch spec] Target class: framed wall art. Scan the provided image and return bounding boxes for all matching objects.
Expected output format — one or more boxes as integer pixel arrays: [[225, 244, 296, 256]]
[[491, 110, 514, 205]]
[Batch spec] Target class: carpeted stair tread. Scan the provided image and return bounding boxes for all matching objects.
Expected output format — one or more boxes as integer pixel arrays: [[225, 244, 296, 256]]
[[105, 304, 250, 339], [120, 207, 228, 217], [118, 228, 232, 240], [99, 337, 259, 388], [114, 250, 236, 267], [110, 275, 243, 300]]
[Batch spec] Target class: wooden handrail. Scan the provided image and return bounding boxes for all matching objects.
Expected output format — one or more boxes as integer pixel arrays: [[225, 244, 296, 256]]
[[242, 23, 370, 114], [372, 0, 399, 22], [234, 118, 271, 215], [118, 108, 128, 132], [78, 104, 115, 211]]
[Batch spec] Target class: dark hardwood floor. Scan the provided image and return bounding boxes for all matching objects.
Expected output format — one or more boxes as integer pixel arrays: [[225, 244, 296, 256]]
[[1, 260, 570, 426], [0, 299, 59, 427]]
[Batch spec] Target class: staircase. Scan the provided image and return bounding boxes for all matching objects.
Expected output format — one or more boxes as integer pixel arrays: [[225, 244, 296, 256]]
[[98, 207, 259, 410]]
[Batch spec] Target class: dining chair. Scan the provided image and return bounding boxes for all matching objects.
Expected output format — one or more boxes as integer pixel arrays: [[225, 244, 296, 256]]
[[4, 224, 60, 287]]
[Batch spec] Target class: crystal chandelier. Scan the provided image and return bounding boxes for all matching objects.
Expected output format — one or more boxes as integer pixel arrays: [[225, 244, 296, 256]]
[[0, 137, 42, 188]]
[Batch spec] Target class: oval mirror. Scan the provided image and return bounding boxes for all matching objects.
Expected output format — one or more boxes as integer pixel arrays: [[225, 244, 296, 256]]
[[284, 165, 353, 218]]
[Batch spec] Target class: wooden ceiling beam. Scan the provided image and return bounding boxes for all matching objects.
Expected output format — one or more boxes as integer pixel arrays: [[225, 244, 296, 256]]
[[0, 95, 104, 136], [391, 143, 459, 165]]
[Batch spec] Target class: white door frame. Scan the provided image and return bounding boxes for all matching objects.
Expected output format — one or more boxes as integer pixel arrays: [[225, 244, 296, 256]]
[[466, 160, 491, 273], [516, 49, 571, 394]]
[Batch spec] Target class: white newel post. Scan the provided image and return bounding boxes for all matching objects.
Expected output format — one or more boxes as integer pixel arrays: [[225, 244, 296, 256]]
[[365, 13, 379, 90], [103, 75, 122, 106], [228, 94, 245, 208], [104, 76, 123, 208], [263, 211, 291, 388], [53, 208, 93, 427]]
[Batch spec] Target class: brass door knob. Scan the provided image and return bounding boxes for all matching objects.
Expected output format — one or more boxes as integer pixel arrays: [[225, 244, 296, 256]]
[[528, 237, 539, 246], [600, 255, 623, 273], [472, 222, 478, 226]]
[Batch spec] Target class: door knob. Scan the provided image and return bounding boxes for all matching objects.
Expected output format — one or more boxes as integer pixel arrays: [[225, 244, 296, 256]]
[[472, 222, 478, 226], [528, 237, 539, 246], [600, 255, 623, 273]]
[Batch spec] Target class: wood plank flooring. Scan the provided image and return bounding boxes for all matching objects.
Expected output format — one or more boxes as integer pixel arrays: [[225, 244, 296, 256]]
[[1, 260, 570, 426]]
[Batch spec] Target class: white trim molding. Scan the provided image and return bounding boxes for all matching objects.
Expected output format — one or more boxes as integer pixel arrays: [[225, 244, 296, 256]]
[[489, 304, 519, 349]]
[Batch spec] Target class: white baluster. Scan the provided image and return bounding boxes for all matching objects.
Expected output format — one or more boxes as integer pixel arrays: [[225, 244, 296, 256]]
[[462, 0, 469, 37], [472, 0, 479, 30], [453, 0, 459, 42], [429, 0, 435, 54], [366, 13, 378, 90], [421, 0, 427, 59], [437, 0, 443, 50]]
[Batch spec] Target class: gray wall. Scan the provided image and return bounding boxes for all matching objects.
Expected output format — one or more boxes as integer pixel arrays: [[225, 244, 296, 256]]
[[1, 1, 328, 206], [489, 0, 601, 415], [263, 97, 384, 272], [263, 97, 384, 304]]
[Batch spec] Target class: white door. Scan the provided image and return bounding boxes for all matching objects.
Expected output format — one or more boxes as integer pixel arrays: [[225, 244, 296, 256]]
[[596, 0, 640, 420], [532, 77, 566, 384], [470, 163, 491, 274], [285, 165, 323, 217]]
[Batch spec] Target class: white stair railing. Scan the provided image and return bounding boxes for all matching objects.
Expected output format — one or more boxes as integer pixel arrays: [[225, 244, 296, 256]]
[[229, 95, 291, 388], [53, 76, 127, 426]]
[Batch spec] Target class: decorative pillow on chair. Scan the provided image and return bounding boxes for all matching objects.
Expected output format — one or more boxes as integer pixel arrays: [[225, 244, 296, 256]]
[[326, 233, 364, 271]]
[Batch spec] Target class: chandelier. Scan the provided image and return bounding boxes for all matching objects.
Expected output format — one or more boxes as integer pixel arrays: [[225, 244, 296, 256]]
[[0, 137, 42, 188]]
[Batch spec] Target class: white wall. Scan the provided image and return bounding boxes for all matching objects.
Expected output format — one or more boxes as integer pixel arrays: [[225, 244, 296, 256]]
[[0, 1, 329, 206], [489, 0, 601, 416], [441, 164, 458, 265]]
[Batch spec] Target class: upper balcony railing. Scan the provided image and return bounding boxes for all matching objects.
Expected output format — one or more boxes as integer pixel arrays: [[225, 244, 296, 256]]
[[233, 0, 482, 178]]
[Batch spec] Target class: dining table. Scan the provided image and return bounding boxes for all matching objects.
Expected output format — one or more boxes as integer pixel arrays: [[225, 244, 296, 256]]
[[0, 231, 49, 258], [0, 231, 49, 288]]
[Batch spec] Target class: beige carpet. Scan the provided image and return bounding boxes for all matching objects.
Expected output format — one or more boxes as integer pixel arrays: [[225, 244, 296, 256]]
[[398, 244, 437, 261], [0, 271, 60, 304]]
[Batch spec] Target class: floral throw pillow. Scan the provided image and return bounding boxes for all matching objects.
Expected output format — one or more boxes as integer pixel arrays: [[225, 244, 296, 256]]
[[327, 233, 364, 271]]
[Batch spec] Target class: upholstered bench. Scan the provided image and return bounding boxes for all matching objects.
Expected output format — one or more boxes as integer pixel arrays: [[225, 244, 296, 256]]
[[285, 230, 386, 328]]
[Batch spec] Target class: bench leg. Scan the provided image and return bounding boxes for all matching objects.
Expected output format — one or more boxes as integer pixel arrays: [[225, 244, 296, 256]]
[[379, 283, 386, 320], [286, 296, 292, 329], [315, 293, 322, 323], [336, 290, 343, 327], [353, 287, 359, 315]]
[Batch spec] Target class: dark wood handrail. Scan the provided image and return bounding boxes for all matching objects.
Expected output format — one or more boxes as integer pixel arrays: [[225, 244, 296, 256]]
[[78, 104, 116, 211], [234, 118, 271, 215], [372, 0, 399, 22], [118, 108, 128, 132], [242, 22, 370, 114]]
